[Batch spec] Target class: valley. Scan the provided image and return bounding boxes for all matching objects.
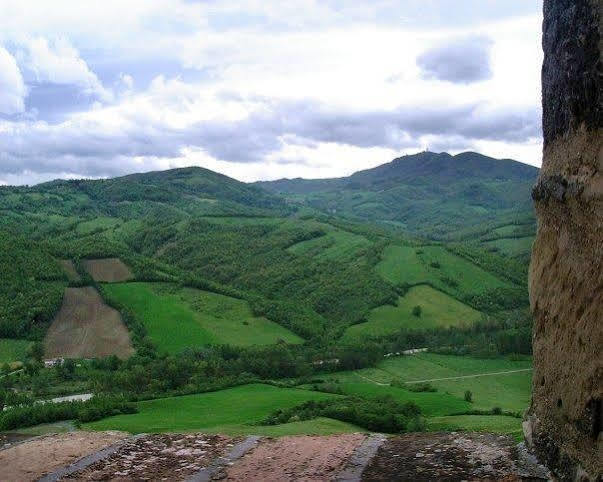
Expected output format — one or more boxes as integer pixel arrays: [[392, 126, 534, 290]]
[[0, 152, 535, 454]]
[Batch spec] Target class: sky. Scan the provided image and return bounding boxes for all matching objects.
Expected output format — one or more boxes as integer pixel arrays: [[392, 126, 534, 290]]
[[0, 0, 544, 185]]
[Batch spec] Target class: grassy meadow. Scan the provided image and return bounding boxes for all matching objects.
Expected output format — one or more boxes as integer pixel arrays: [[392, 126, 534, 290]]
[[84, 383, 339, 434], [103, 282, 303, 354], [376, 245, 511, 296], [343, 285, 482, 340]]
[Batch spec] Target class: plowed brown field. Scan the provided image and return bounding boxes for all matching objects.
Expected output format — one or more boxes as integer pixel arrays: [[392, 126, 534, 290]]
[[82, 258, 134, 283], [44, 287, 134, 359]]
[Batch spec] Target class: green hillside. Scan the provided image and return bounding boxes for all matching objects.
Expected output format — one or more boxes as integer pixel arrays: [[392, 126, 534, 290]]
[[103, 282, 303, 352], [0, 161, 534, 440], [256, 151, 538, 240]]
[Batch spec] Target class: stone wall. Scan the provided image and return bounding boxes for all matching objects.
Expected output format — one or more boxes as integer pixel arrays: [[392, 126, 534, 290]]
[[526, 0, 602, 479]]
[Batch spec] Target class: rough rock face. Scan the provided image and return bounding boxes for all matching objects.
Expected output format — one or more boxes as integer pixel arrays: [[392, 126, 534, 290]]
[[527, 0, 603, 480]]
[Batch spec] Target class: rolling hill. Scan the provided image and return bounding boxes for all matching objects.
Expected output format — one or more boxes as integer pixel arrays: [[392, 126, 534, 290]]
[[0, 159, 531, 364], [256, 151, 539, 240]]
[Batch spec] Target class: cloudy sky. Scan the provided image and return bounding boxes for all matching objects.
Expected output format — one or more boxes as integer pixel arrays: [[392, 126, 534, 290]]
[[0, 0, 544, 185]]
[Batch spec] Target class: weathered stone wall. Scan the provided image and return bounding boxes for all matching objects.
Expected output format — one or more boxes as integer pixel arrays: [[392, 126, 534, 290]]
[[527, 0, 602, 479]]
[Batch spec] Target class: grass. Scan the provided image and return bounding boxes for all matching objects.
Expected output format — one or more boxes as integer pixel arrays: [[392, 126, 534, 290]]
[[427, 415, 523, 440], [483, 237, 534, 257], [328, 382, 471, 417], [288, 231, 371, 261], [378, 354, 532, 412], [200, 417, 363, 437], [320, 354, 532, 414], [0, 338, 31, 364], [84, 383, 338, 433], [343, 285, 481, 340], [375, 245, 510, 296], [103, 283, 303, 354]]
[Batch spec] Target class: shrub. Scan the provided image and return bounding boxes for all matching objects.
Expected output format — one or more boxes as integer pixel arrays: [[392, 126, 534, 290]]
[[262, 396, 423, 433], [412, 305, 422, 317], [430, 261, 441, 269], [406, 382, 437, 393], [464, 390, 473, 403]]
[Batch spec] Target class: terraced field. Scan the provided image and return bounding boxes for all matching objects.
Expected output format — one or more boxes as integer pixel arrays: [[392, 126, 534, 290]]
[[102, 282, 303, 354], [343, 285, 482, 340]]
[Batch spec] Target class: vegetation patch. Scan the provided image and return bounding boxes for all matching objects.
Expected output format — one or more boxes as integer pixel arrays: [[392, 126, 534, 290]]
[[82, 258, 134, 283], [83, 384, 337, 433], [288, 230, 372, 261], [483, 237, 534, 257], [379, 354, 532, 412], [427, 415, 523, 440], [0, 338, 31, 364], [343, 285, 482, 340], [376, 245, 510, 297], [262, 396, 424, 433], [103, 282, 303, 353], [44, 287, 134, 359], [58, 260, 81, 282]]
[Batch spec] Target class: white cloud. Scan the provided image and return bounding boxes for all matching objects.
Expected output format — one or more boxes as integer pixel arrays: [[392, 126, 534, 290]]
[[20, 36, 112, 101], [0, 46, 26, 114], [0, 1, 544, 184]]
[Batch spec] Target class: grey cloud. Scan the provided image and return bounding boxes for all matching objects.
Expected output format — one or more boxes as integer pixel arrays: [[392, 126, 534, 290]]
[[417, 36, 493, 84], [0, 99, 541, 181]]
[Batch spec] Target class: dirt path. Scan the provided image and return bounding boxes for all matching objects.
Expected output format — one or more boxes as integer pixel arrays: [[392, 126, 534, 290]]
[[225, 433, 367, 481], [0, 431, 127, 482], [356, 368, 532, 386], [404, 368, 533, 384]]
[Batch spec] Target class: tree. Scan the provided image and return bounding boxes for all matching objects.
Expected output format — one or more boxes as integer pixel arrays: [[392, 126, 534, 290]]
[[464, 390, 473, 403], [27, 342, 45, 362], [412, 305, 422, 317]]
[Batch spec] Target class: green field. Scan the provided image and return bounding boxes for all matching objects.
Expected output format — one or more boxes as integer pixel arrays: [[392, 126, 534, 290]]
[[324, 381, 471, 417], [377, 354, 532, 412], [483, 237, 534, 257], [0, 338, 31, 364], [103, 282, 303, 354], [343, 285, 482, 340], [320, 354, 532, 414], [375, 245, 510, 296], [288, 230, 372, 261], [427, 415, 523, 439], [84, 384, 339, 434]]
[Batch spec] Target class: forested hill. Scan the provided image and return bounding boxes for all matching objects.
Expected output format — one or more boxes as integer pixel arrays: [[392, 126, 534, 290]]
[[255, 151, 540, 239], [3, 166, 289, 223]]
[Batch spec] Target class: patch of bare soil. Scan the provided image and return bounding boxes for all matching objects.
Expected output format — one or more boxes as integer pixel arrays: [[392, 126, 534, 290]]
[[64, 433, 238, 481], [44, 287, 134, 359], [0, 432, 35, 450], [0, 431, 126, 482], [82, 258, 134, 283], [361, 432, 548, 481], [225, 433, 367, 482], [59, 259, 81, 282]]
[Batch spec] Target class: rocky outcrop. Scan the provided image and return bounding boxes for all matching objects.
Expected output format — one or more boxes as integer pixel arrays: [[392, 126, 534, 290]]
[[527, 0, 603, 480]]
